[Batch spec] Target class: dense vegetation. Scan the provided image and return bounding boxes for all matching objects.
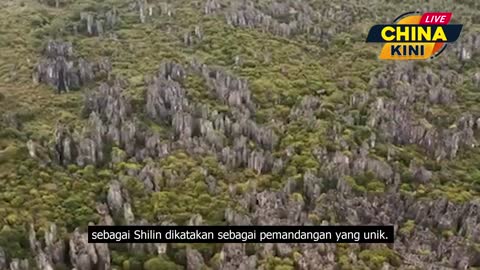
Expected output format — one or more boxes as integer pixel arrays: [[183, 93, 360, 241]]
[[0, 0, 479, 269]]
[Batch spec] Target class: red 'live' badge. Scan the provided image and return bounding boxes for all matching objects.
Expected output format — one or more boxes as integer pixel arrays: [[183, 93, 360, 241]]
[[420, 12, 452, 25]]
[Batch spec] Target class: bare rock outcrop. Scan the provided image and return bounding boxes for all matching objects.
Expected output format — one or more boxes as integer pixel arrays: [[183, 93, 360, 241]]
[[192, 60, 255, 114], [38, 0, 64, 8], [33, 41, 91, 93], [452, 32, 480, 62], [310, 191, 480, 268], [74, 8, 119, 36], [218, 243, 257, 270], [368, 62, 478, 161], [186, 247, 205, 270], [52, 123, 79, 166], [224, 0, 364, 43], [69, 228, 110, 270], [130, 0, 173, 23], [107, 180, 125, 217], [183, 26, 204, 46], [145, 61, 278, 173], [146, 78, 189, 124], [8, 259, 29, 270], [33, 41, 111, 93], [205, 0, 221, 14]]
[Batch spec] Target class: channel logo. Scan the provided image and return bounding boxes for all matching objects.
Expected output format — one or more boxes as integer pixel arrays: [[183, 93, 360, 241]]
[[366, 12, 463, 60]]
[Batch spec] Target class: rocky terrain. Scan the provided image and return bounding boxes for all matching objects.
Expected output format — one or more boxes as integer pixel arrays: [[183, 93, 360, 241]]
[[0, 0, 479, 269]]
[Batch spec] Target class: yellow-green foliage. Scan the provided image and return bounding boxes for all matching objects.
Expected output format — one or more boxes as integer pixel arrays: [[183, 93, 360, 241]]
[[143, 256, 182, 270], [399, 220, 415, 236], [261, 256, 295, 270], [358, 248, 401, 269]]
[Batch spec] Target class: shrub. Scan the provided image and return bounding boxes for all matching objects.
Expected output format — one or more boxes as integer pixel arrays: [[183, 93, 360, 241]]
[[358, 248, 401, 269], [144, 257, 182, 270], [122, 259, 143, 270], [399, 220, 415, 236]]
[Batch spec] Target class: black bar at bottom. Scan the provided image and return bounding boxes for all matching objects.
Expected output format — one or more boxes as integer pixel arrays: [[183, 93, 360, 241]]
[[88, 225, 394, 243]]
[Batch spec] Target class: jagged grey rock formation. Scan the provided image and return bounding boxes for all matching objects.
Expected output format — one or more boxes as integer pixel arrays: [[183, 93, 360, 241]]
[[26, 139, 51, 165], [107, 180, 125, 217], [146, 76, 189, 124], [451, 32, 480, 62], [96, 203, 115, 226], [138, 162, 161, 192], [183, 26, 204, 46], [215, 173, 480, 269], [191, 59, 255, 114], [33, 41, 91, 93], [33, 41, 111, 93], [8, 259, 29, 270], [52, 116, 110, 167], [69, 228, 111, 270], [28, 224, 64, 270], [38, 0, 63, 8], [47, 58, 280, 174], [368, 62, 478, 161], [52, 123, 79, 166], [84, 79, 133, 123], [130, 0, 173, 23], [186, 247, 205, 270], [223, 0, 356, 43], [205, 0, 221, 14], [51, 78, 144, 167], [74, 8, 119, 36], [145, 61, 279, 173], [218, 243, 257, 270]]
